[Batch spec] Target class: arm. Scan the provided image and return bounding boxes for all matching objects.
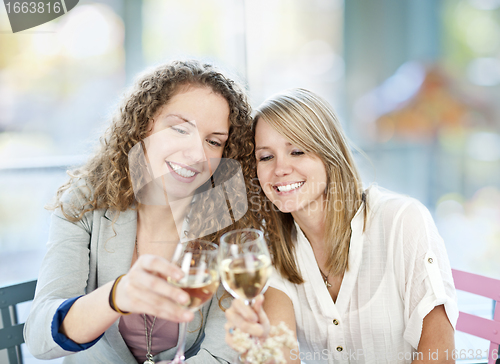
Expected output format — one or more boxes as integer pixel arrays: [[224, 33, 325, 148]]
[[24, 186, 194, 359], [395, 199, 458, 360], [412, 305, 455, 364], [262, 288, 300, 364], [24, 204, 99, 359], [60, 254, 194, 344]]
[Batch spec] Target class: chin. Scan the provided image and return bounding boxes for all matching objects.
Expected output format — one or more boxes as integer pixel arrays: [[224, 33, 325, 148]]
[[271, 200, 300, 214]]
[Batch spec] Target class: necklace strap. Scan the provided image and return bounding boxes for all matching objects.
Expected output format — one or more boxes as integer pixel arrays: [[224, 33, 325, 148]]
[[144, 314, 157, 362], [318, 268, 332, 289], [138, 238, 158, 363]]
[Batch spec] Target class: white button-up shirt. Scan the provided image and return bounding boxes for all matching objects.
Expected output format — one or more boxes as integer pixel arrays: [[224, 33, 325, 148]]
[[269, 185, 458, 364]]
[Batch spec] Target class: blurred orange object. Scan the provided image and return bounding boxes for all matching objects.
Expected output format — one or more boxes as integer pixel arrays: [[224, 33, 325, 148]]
[[376, 67, 491, 142]]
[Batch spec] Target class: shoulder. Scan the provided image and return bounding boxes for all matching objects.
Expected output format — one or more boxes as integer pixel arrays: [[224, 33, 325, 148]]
[[268, 266, 294, 297], [364, 186, 445, 267], [365, 185, 432, 229], [52, 178, 111, 232], [59, 177, 94, 204], [56, 177, 96, 217]]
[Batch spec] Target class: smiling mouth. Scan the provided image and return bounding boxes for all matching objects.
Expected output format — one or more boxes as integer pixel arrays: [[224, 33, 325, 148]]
[[166, 161, 198, 178], [274, 182, 305, 193]]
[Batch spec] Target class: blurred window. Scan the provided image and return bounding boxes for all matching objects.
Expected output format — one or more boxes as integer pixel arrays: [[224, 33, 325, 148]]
[[0, 0, 345, 283]]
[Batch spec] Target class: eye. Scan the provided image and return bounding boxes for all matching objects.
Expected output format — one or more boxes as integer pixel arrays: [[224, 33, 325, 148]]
[[258, 155, 273, 162], [207, 139, 222, 147], [291, 150, 304, 156], [172, 126, 189, 135]]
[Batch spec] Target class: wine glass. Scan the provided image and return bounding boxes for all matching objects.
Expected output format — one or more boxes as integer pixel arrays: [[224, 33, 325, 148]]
[[164, 239, 219, 364], [219, 229, 271, 305]]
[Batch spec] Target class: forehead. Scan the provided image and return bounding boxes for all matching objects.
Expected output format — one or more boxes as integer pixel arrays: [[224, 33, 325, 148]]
[[167, 85, 226, 106], [158, 87, 230, 123], [254, 117, 318, 157], [255, 118, 287, 143]]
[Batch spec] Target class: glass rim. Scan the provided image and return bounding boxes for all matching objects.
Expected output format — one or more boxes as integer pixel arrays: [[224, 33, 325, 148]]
[[180, 239, 219, 254], [219, 228, 264, 245]]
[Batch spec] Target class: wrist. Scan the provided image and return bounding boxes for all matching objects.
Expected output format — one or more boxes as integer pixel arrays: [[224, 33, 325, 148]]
[[108, 274, 131, 315]]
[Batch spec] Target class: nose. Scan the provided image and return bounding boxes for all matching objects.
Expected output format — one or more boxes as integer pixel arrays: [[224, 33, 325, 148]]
[[274, 155, 293, 177], [183, 135, 207, 164]]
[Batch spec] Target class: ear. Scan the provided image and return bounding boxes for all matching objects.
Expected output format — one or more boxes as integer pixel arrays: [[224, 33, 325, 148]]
[[145, 118, 155, 137]]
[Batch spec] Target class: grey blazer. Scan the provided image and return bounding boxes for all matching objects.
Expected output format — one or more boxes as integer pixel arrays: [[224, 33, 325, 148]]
[[24, 184, 235, 363]]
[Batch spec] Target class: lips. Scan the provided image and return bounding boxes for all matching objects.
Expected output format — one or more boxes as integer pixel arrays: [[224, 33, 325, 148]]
[[166, 161, 199, 178], [273, 181, 305, 193]]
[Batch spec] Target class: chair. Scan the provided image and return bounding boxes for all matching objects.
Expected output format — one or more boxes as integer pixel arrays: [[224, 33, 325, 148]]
[[452, 269, 500, 364], [0, 280, 37, 364]]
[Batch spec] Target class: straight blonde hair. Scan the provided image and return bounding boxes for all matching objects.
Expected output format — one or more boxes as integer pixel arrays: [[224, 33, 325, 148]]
[[253, 88, 366, 283]]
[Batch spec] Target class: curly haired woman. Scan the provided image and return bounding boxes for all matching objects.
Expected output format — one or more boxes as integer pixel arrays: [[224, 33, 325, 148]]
[[24, 60, 260, 364]]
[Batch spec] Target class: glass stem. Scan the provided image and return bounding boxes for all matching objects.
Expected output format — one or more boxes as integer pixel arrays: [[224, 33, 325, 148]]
[[173, 322, 188, 363]]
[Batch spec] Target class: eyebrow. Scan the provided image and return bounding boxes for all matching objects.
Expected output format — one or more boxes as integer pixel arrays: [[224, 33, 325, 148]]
[[166, 114, 228, 136], [165, 114, 194, 127], [255, 142, 292, 151]]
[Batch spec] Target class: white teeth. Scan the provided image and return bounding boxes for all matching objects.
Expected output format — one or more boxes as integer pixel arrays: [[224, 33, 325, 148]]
[[168, 162, 196, 178], [276, 182, 304, 192]]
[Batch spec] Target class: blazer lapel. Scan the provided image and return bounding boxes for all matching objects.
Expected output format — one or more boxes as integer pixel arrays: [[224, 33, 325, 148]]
[[97, 208, 137, 286], [96, 208, 139, 363]]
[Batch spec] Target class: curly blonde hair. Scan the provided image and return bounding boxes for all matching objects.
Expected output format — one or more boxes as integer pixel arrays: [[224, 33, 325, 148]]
[[49, 59, 262, 244]]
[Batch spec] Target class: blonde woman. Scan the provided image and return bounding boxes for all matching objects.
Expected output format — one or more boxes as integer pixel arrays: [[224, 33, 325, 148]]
[[24, 60, 260, 363], [225, 88, 457, 363]]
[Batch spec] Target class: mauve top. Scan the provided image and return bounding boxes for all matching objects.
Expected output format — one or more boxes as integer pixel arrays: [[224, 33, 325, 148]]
[[119, 313, 179, 363]]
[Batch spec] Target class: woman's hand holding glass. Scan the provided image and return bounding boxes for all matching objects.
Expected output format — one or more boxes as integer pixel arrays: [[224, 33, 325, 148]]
[[224, 294, 270, 343], [113, 253, 195, 322]]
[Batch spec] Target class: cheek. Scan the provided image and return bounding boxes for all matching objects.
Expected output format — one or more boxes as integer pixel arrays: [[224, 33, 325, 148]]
[[205, 138, 227, 158], [257, 169, 276, 199], [261, 185, 275, 203], [256, 165, 268, 185], [147, 137, 179, 159]]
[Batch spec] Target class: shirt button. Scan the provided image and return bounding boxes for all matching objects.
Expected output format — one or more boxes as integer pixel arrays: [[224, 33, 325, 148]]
[[336, 346, 343, 352], [333, 319, 339, 325], [428, 258, 433, 263]]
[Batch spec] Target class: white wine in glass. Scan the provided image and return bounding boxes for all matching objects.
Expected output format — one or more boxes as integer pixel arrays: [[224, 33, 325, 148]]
[[219, 229, 271, 305], [164, 239, 219, 364], [169, 268, 219, 311]]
